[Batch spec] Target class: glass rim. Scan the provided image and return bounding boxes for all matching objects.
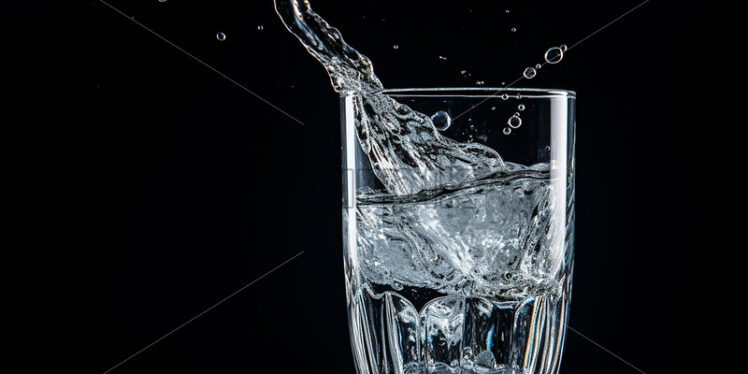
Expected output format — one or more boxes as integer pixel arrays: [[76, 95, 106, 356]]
[[342, 87, 576, 99]]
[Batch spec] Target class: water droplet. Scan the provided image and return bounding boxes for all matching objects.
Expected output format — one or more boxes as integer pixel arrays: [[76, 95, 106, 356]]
[[507, 115, 522, 128], [158, 0, 167, 2], [501, 94, 509, 100], [535, 63, 542, 69], [505, 9, 510, 14], [560, 44, 568, 52], [392, 281, 404, 290], [438, 56, 448, 61], [514, 112, 521, 117], [257, 25, 264, 31], [503, 127, 512, 135], [510, 27, 517, 32], [522, 67, 536, 79], [392, 44, 399, 50], [545, 146, 551, 152], [460, 70, 468, 75], [518, 104, 526, 111], [544, 46, 564, 64], [216, 32, 227, 41], [431, 111, 452, 131], [491, 106, 497, 111], [476, 80, 485, 85], [501, 81, 506, 86]]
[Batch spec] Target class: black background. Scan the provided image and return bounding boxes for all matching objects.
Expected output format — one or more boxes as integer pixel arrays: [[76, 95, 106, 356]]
[[6, 0, 732, 373]]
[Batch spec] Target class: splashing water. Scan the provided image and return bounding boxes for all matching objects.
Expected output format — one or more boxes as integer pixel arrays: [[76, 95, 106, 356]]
[[274, 0, 505, 196], [275, 3, 569, 373]]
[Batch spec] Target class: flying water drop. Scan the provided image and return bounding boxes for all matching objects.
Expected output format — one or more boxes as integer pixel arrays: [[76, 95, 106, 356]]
[[535, 63, 542, 69], [431, 111, 452, 131], [560, 44, 568, 52], [257, 25, 265, 31], [510, 27, 517, 32], [216, 32, 227, 41], [393, 44, 399, 50], [523, 67, 536, 79], [507, 115, 522, 129], [544, 46, 564, 64], [503, 127, 512, 135], [518, 104, 526, 111]]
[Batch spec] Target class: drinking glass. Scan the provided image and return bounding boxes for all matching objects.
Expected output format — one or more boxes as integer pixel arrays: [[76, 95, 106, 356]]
[[341, 88, 575, 374]]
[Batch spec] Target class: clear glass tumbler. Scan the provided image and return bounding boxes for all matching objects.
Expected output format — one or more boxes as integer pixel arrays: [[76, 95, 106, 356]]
[[341, 88, 575, 374]]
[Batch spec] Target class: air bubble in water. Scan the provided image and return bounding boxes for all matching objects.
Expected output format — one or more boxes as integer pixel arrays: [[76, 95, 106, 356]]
[[438, 56, 448, 61], [501, 93, 509, 100], [523, 67, 536, 79], [545, 146, 552, 152], [560, 44, 568, 52], [431, 111, 452, 131], [216, 32, 227, 41], [158, 0, 167, 2], [257, 25, 264, 31], [535, 63, 542, 69], [503, 127, 512, 135], [510, 27, 517, 32], [476, 80, 485, 85], [505, 9, 510, 14], [544, 46, 564, 64], [491, 106, 497, 111], [507, 115, 522, 128], [461, 70, 468, 75], [393, 45, 399, 50], [518, 104, 526, 111]]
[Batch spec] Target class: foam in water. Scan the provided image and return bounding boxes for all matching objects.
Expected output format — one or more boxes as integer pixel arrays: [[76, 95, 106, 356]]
[[274, 2, 570, 373]]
